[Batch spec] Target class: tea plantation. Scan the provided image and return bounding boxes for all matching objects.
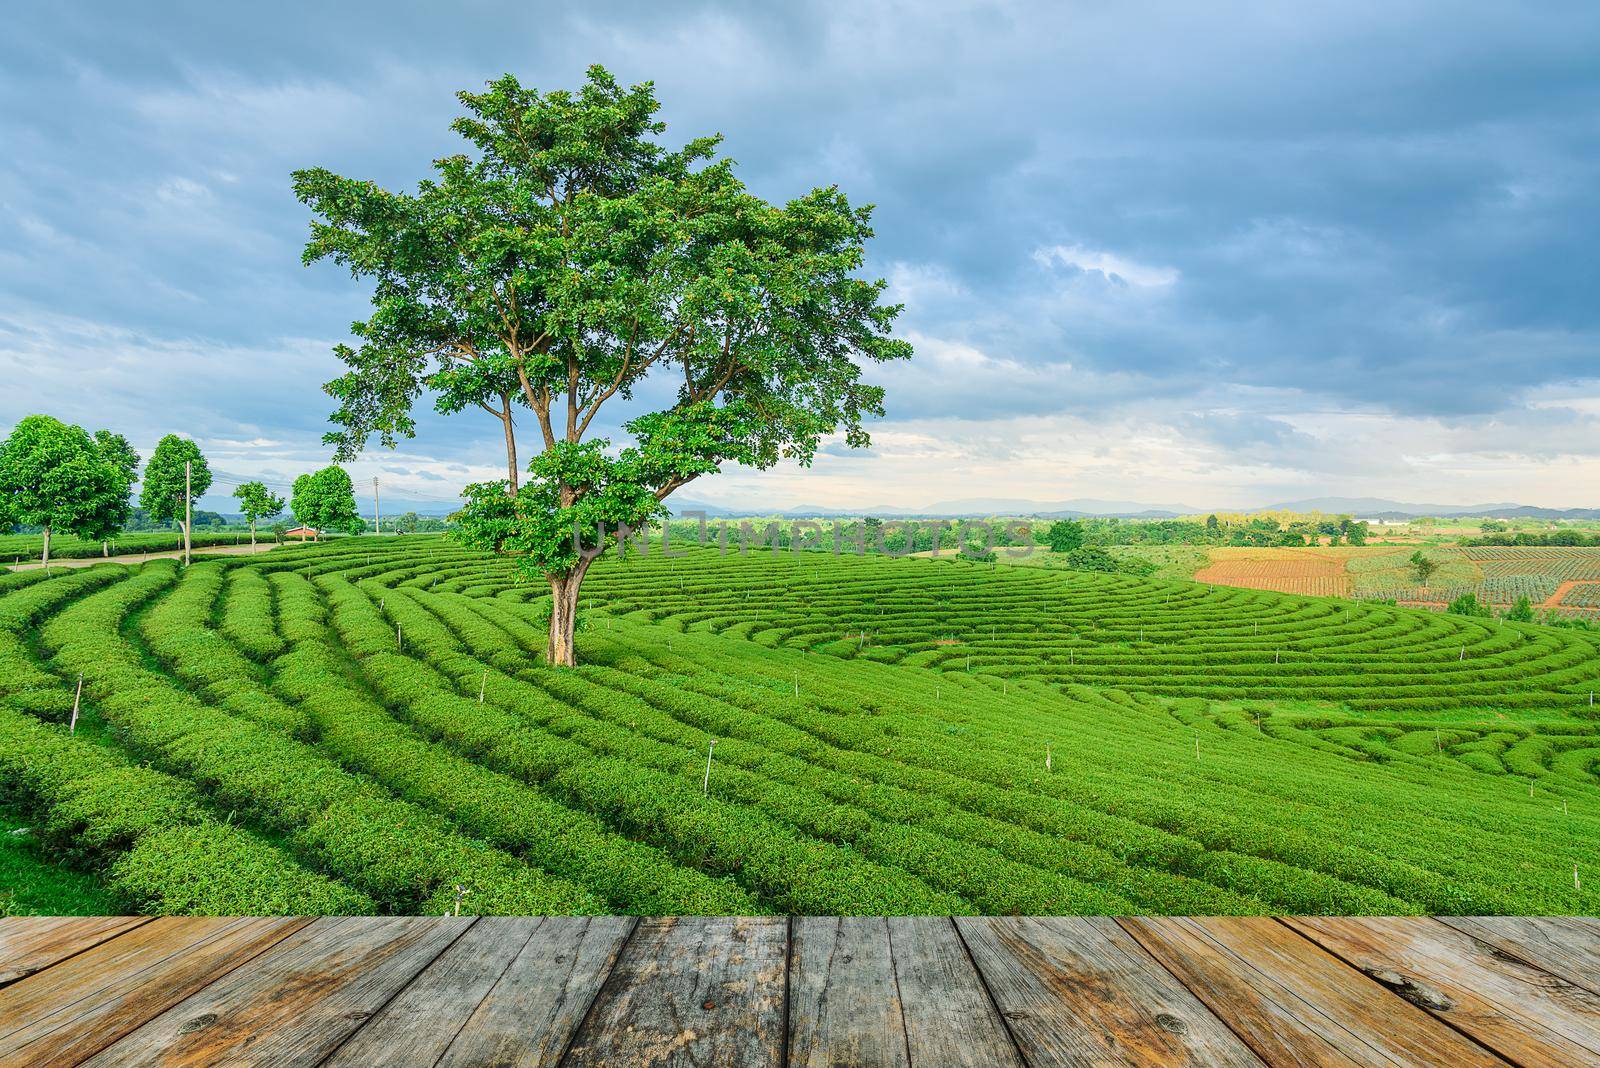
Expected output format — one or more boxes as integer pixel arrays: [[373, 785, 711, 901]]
[[3, 536, 1598, 916]]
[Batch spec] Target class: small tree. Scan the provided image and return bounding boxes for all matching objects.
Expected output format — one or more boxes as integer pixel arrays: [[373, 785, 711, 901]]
[[1447, 593, 1492, 617], [1409, 551, 1439, 587], [291, 465, 361, 538], [0, 415, 129, 568], [141, 435, 212, 565], [1047, 519, 1085, 554], [1064, 546, 1119, 572], [298, 68, 909, 665], [233, 481, 286, 547], [1506, 595, 1535, 623]]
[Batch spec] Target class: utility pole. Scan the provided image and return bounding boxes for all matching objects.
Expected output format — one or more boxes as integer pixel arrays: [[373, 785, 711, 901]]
[[373, 476, 381, 535], [183, 460, 192, 566]]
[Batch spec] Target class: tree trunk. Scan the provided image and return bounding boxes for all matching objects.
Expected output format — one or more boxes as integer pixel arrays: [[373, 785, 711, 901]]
[[249, 520, 256, 548], [503, 409, 520, 494], [180, 519, 191, 566], [41, 524, 50, 571], [546, 558, 593, 667]]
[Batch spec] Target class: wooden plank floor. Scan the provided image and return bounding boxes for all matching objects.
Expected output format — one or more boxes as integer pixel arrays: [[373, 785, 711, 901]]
[[1, 916, 1597, 1066]]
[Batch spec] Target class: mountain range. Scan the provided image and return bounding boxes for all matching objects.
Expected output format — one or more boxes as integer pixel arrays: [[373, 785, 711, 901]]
[[667, 496, 1600, 521]]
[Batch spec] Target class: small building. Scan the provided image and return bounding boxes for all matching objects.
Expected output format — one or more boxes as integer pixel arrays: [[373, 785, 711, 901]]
[[284, 526, 322, 542]]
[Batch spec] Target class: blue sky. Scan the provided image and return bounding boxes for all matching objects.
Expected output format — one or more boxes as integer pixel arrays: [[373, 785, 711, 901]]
[[4, 1, 1598, 510]]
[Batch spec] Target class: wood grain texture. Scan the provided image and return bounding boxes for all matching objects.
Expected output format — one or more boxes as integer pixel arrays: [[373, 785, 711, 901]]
[[0, 917, 307, 1068], [957, 916, 1264, 1067], [326, 916, 635, 1068], [888, 916, 1023, 1068], [563, 916, 786, 1068], [1286, 916, 1600, 1066], [82, 915, 472, 1068], [788, 916, 908, 1068], [1121, 916, 1507, 1067], [1437, 916, 1600, 996], [434, 916, 632, 1068], [0, 917, 148, 987]]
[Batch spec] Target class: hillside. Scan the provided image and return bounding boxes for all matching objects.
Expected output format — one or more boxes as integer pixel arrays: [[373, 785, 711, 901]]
[[2, 538, 1598, 917]]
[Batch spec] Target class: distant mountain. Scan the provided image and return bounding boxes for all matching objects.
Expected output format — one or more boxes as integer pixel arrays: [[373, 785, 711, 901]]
[[1260, 497, 1525, 517]]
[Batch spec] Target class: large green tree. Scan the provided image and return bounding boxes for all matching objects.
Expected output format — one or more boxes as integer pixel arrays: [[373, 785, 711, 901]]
[[88, 431, 141, 555], [295, 67, 911, 665], [232, 480, 285, 547], [0, 416, 133, 568], [140, 435, 212, 565], [1046, 519, 1085, 554], [290, 465, 361, 538]]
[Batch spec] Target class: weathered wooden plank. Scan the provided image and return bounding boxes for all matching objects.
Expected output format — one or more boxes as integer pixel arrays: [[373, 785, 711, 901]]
[[789, 916, 908, 1068], [0, 917, 149, 987], [1121, 916, 1508, 1067], [1286, 916, 1600, 1066], [325, 915, 634, 1068], [888, 916, 1023, 1068], [956, 916, 1264, 1066], [0, 916, 308, 1068], [1438, 916, 1600, 996], [562, 916, 786, 1068], [82, 916, 473, 1067]]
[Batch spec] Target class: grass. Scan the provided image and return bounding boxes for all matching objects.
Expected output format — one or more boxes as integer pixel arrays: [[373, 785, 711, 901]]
[[0, 807, 118, 916]]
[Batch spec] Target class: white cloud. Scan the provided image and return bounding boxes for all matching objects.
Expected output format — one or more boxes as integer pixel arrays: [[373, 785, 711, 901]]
[[1032, 244, 1180, 288]]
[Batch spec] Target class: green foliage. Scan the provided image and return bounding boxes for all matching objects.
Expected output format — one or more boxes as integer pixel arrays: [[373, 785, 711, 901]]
[[1409, 550, 1440, 586], [1506, 595, 1536, 623], [1046, 519, 1085, 553], [1447, 593, 1493, 617], [139, 435, 211, 526], [232, 480, 285, 535], [1064, 546, 1120, 572], [295, 67, 910, 660], [290, 465, 362, 535], [0, 415, 135, 551]]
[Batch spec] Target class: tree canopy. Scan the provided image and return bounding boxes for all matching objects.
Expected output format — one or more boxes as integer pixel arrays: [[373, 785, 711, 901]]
[[291, 465, 362, 536], [233, 480, 285, 546], [1047, 519, 1085, 554], [295, 67, 911, 664], [140, 436, 211, 526], [0, 415, 136, 565]]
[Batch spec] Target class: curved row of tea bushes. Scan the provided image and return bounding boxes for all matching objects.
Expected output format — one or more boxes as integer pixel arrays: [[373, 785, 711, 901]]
[[0, 706, 370, 914], [38, 563, 603, 915]]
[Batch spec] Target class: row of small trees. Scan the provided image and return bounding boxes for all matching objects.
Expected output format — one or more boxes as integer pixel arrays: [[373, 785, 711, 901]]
[[0, 414, 366, 565]]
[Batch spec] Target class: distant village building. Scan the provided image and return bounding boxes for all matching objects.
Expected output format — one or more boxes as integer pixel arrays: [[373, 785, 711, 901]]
[[284, 525, 321, 542]]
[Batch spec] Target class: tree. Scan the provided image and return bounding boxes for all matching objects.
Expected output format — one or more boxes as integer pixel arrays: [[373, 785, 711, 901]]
[[1047, 519, 1085, 554], [1506, 595, 1535, 623], [290, 465, 361, 538], [1409, 551, 1439, 587], [233, 481, 286, 547], [87, 431, 141, 556], [298, 68, 910, 665], [0, 415, 131, 568], [1064, 546, 1119, 572], [1447, 593, 1492, 617], [140, 435, 212, 565], [1204, 513, 1220, 533]]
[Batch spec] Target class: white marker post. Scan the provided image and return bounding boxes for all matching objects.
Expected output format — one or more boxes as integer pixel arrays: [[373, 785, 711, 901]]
[[479, 668, 487, 704], [69, 673, 83, 734], [703, 740, 717, 796], [1045, 743, 1052, 773]]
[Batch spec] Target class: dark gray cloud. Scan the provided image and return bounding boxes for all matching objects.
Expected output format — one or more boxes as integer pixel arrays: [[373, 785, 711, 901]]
[[3, 1, 1599, 507]]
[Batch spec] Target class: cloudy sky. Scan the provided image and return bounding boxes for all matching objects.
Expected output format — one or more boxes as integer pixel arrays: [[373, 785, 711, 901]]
[[4, 2, 1598, 511]]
